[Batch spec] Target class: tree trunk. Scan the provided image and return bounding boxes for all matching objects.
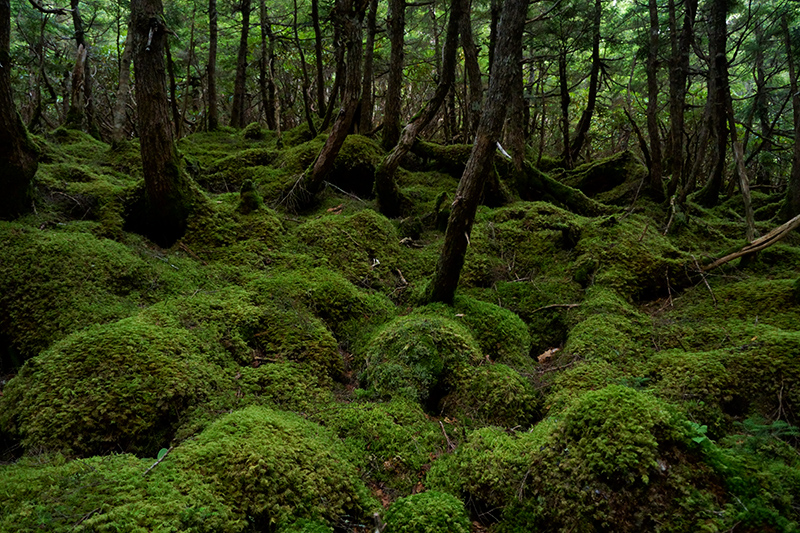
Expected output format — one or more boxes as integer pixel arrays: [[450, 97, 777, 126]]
[[112, 21, 134, 142], [165, 40, 181, 137], [460, 0, 482, 140], [290, 0, 368, 207], [568, 0, 601, 163], [665, 0, 697, 197], [230, 0, 251, 129], [0, 0, 38, 219], [207, 0, 219, 130], [130, 0, 195, 246], [695, 0, 728, 208], [558, 48, 572, 168], [259, 0, 277, 130], [382, 0, 405, 150], [178, 7, 197, 138], [294, 0, 318, 136], [312, 0, 326, 118], [645, 0, 663, 200], [781, 14, 800, 220], [427, 0, 528, 305], [65, 43, 86, 128], [375, 0, 463, 217], [359, 0, 377, 132]]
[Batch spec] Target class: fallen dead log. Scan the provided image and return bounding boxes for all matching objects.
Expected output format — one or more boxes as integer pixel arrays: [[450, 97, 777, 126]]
[[702, 213, 800, 271]]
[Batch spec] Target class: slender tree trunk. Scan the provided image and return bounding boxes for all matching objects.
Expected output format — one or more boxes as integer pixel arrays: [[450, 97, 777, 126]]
[[558, 48, 572, 168], [665, 0, 697, 197], [358, 0, 377, 132], [178, 6, 197, 138], [487, 0, 500, 74], [294, 0, 318, 136], [695, 0, 728, 208], [375, 0, 463, 217], [66, 43, 86, 128], [291, 0, 368, 206], [382, 0, 405, 150], [427, 0, 528, 305], [131, 0, 195, 246], [312, 0, 327, 117], [66, 0, 95, 134], [568, 0, 601, 163], [165, 40, 181, 137], [727, 99, 755, 241], [461, 0, 482, 140], [230, 0, 251, 129], [781, 14, 800, 220], [207, 0, 219, 130], [0, 0, 38, 219], [112, 20, 134, 142], [646, 0, 663, 200], [259, 0, 277, 130]]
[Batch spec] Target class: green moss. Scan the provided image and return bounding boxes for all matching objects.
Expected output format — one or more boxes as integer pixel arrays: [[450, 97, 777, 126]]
[[276, 518, 334, 533], [0, 316, 223, 456], [544, 359, 625, 413], [360, 313, 483, 406], [295, 209, 403, 292], [0, 453, 242, 533], [172, 405, 374, 528], [384, 491, 471, 533], [0, 224, 156, 361], [317, 399, 444, 492], [199, 147, 280, 193]]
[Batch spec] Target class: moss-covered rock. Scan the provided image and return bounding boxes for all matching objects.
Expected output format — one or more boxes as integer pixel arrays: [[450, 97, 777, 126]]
[[384, 491, 471, 533], [172, 405, 374, 529], [0, 453, 242, 533], [360, 313, 483, 408], [0, 316, 223, 456]]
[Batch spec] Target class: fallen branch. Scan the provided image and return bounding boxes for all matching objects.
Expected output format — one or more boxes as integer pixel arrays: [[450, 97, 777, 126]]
[[702, 213, 800, 271], [532, 303, 581, 313]]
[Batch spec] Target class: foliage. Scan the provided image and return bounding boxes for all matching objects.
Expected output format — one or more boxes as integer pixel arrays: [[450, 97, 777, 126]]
[[384, 491, 471, 533]]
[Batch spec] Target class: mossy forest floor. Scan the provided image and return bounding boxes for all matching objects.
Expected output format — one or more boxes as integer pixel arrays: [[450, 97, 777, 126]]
[[1, 124, 800, 532]]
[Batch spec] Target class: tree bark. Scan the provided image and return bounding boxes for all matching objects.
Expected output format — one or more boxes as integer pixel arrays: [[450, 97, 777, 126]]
[[558, 48, 572, 168], [230, 0, 251, 129], [259, 0, 277, 130], [112, 19, 134, 142], [131, 0, 195, 246], [294, 0, 317, 136], [375, 0, 463, 218], [165, 39, 181, 137], [781, 14, 800, 221], [645, 0, 663, 200], [568, 0, 601, 163], [207, 0, 219, 130], [0, 0, 38, 219], [312, 0, 326, 118], [359, 0, 377, 132], [66, 0, 94, 134], [289, 0, 368, 208], [460, 0, 482, 140], [695, 0, 728, 208], [382, 0, 405, 150], [427, 0, 528, 305]]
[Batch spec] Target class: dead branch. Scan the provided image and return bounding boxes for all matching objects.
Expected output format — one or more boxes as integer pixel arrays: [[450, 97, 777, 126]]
[[702, 213, 800, 271], [532, 303, 581, 313]]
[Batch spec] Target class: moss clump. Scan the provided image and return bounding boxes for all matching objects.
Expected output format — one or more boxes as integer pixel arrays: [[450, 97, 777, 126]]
[[443, 363, 541, 427], [318, 399, 444, 493], [0, 316, 223, 456], [0, 224, 155, 362], [295, 209, 403, 292], [360, 313, 483, 407], [384, 491, 470, 533], [199, 147, 280, 192], [328, 134, 384, 197], [242, 122, 265, 140], [564, 150, 648, 203], [0, 453, 242, 533], [545, 359, 625, 413], [172, 405, 373, 529]]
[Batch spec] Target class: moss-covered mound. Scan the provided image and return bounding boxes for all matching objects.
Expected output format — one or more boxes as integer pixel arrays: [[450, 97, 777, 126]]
[[172, 405, 374, 529], [0, 453, 241, 533], [384, 491, 471, 533], [0, 316, 222, 456], [0, 224, 155, 364]]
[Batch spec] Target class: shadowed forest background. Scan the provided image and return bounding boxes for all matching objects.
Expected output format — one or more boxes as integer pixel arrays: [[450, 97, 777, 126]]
[[2, 0, 800, 531]]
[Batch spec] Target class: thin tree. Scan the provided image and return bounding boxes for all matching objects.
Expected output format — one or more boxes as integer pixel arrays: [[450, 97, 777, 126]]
[[0, 0, 38, 219], [568, 0, 602, 163], [780, 12, 800, 220], [111, 20, 133, 143], [230, 0, 251, 129], [382, 0, 405, 150], [130, 0, 197, 246], [374, 0, 464, 218], [207, 0, 219, 130], [358, 0, 377, 132], [427, 0, 529, 305], [312, 0, 326, 117], [646, 0, 664, 200]]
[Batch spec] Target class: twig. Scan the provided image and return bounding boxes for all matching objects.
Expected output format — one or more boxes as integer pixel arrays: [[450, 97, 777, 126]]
[[439, 421, 455, 451], [532, 303, 581, 313], [702, 213, 800, 271], [142, 446, 173, 476], [692, 254, 717, 307], [178, 241, 207, 265], [323, 181, 365, 202], [72, 507, 101, 529], [639, 223, 649, 242], [663, 196, 676, 235], [533, 360, 579, 374]]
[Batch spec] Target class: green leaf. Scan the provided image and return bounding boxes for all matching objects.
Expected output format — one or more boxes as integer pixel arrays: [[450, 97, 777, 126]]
[[157, 447, 169, 460]]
